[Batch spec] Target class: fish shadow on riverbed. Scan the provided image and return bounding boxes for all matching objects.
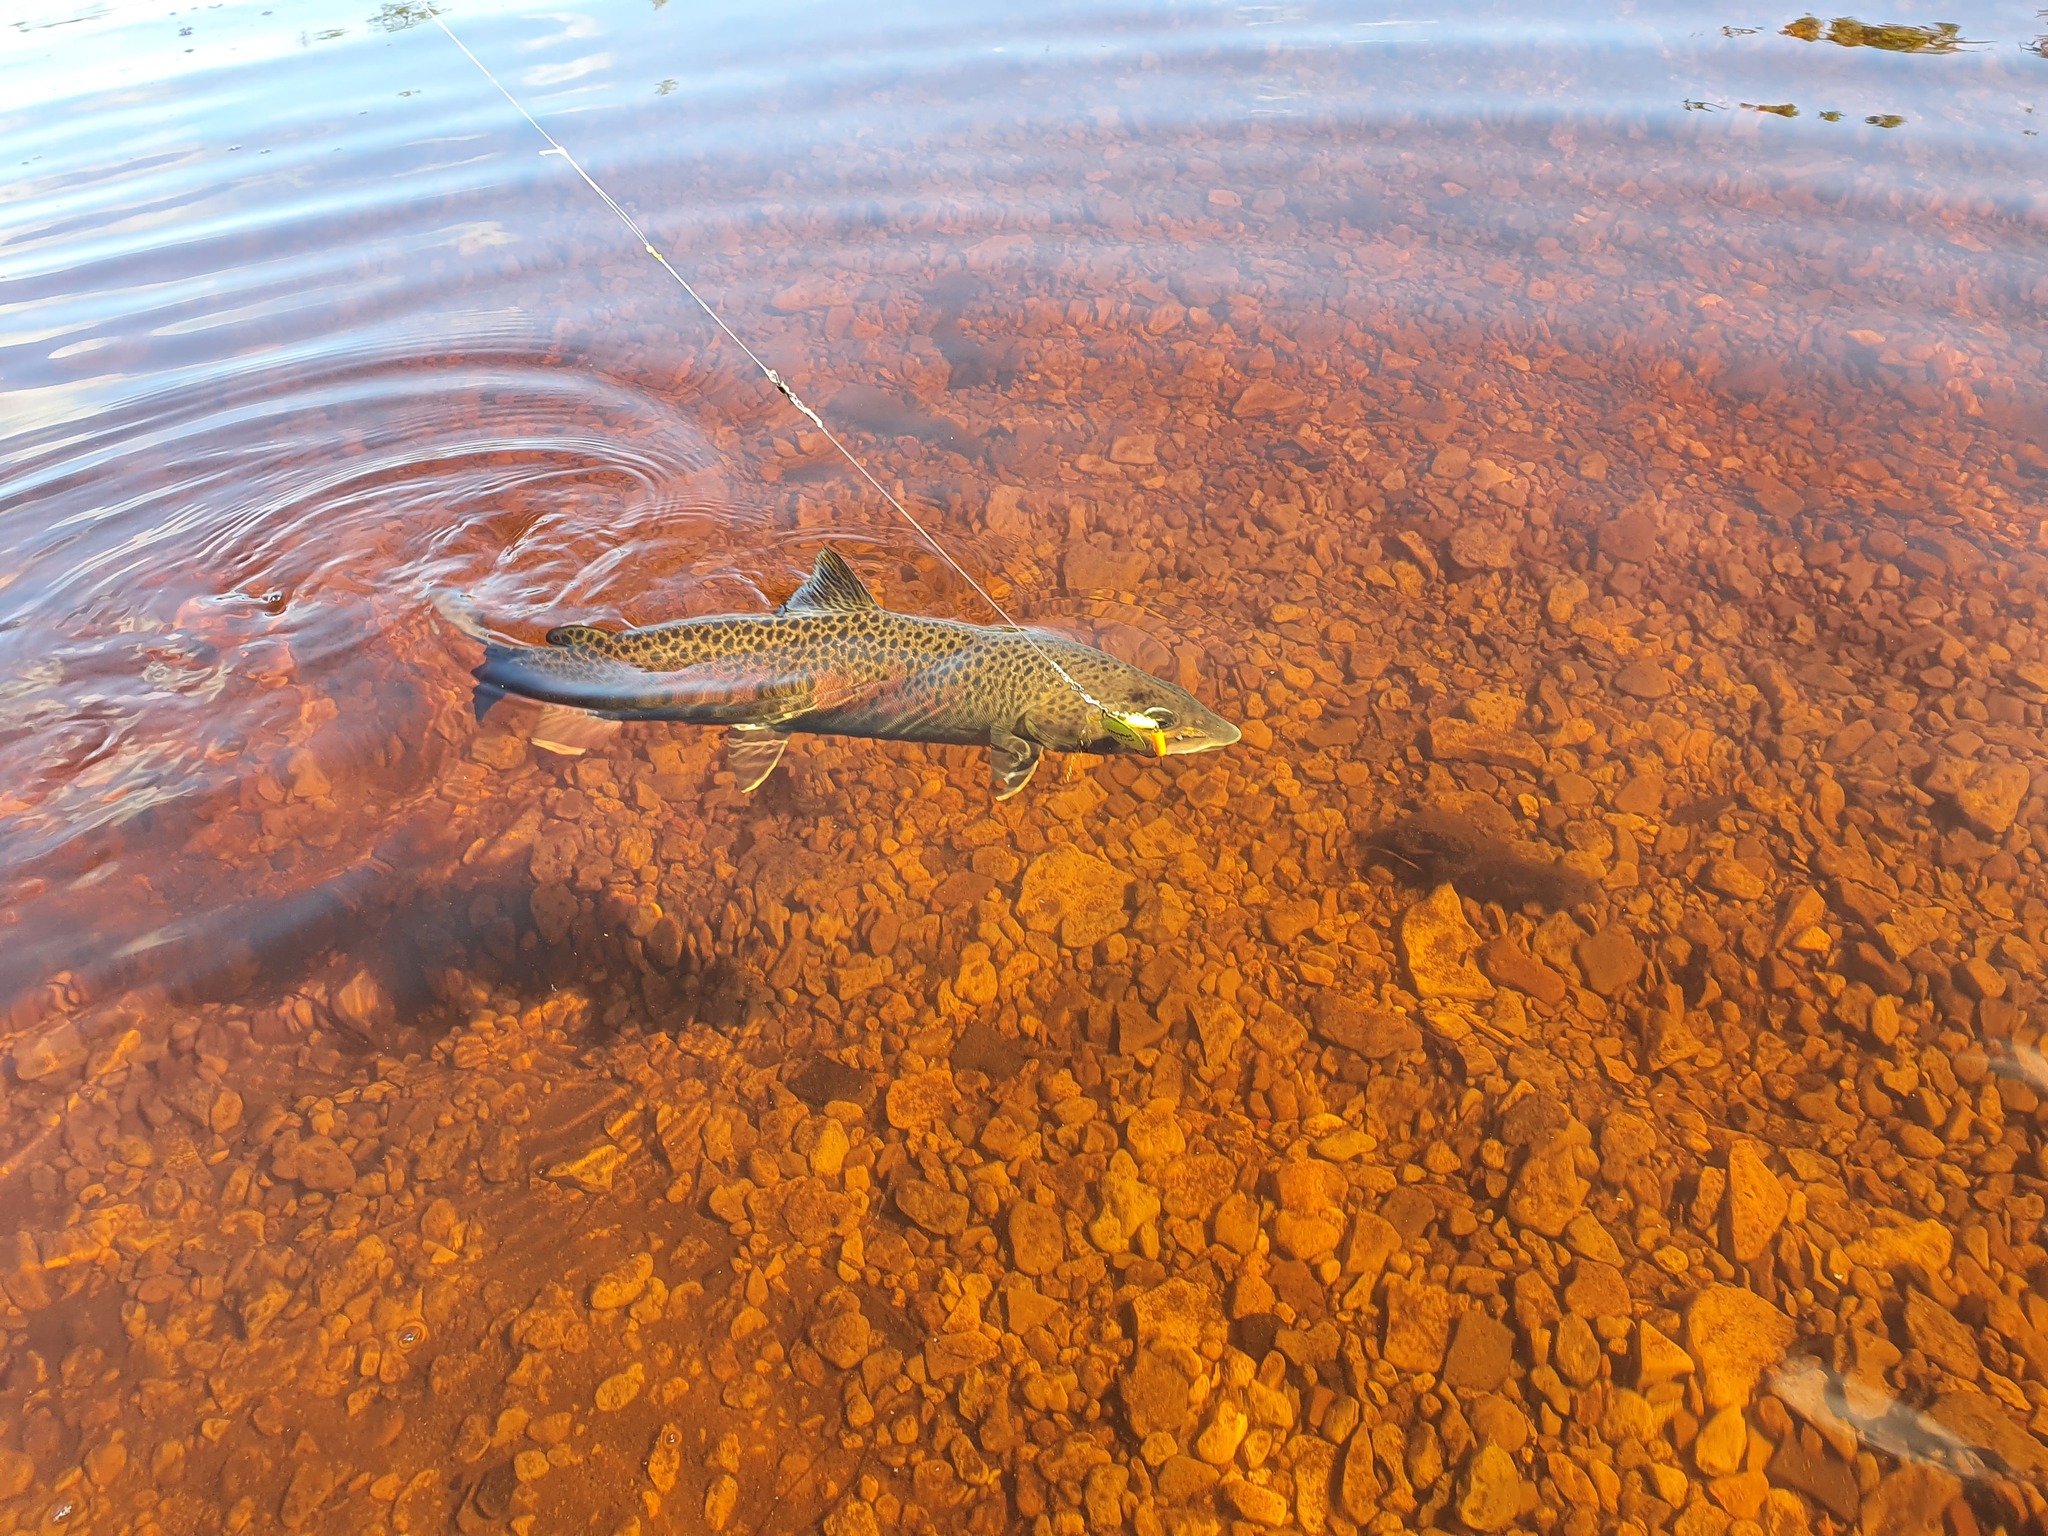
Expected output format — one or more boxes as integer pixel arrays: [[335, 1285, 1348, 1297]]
[[1360, 804, 1597, 912]]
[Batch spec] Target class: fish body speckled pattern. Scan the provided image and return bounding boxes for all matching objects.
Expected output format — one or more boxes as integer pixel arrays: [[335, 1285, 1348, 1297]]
[[461, 549, 1239, 798]]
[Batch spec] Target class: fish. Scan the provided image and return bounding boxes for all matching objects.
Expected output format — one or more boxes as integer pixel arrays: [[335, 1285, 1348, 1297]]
[[448, 548, 1241, 799], [1985, 1040, 2048, 1096], [1768, 1357, 2039, 1485]]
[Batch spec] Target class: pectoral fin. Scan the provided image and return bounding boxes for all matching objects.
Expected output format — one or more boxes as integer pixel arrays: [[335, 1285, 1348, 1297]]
[[530, 705, 623, 757], [728, 725, 790, 791], [721, 671, 885, 728], [990, 727, 1042, 801], [690, 679, 818, 730]]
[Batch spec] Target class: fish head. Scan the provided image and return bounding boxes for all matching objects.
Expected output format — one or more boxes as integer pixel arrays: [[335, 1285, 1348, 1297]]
[[1075, 671, 1241, 760], [1020, 634, 1242, 759]]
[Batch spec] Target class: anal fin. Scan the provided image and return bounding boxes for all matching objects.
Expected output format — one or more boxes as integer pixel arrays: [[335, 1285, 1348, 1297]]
[[729, 725, 790, 792], [990, 727, 1042, 801]]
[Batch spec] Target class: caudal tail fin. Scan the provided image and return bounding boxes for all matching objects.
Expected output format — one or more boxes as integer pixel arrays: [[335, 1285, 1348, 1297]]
[[433, 590, 512, 721], [467, 645, 619, 755], [472, 644, 513, 722]]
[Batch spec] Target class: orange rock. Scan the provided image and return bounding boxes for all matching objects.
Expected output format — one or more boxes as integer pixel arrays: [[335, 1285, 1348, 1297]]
[[1725, 1141, 1788, 1263], [1563, 1261, 1631, 1321], [1426, 718, 1548, 775], [1232, 380, 1307, 418], [1687, 1285, 1796, 1408], [1382, 1276, 1453, 1372], [1399, 884, 1493, 1001], [884, 1068, 956, 1131], [1477, 937, 1566, 1003]]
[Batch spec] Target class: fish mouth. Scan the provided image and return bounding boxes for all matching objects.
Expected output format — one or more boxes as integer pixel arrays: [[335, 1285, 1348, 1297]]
[[1163, 717, 1242, 756]]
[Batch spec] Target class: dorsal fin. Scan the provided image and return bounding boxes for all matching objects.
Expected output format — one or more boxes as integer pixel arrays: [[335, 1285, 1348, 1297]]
[[777, 549, 879, 615]]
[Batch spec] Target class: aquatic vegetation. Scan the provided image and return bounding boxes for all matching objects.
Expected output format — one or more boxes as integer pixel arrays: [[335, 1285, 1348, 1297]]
[[1781, 15, 1968, 53], [369, 1, 440, 32]]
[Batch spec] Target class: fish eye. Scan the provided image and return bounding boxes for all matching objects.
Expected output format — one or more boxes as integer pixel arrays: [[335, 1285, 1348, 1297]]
[[1143, 707, 1177, 727]]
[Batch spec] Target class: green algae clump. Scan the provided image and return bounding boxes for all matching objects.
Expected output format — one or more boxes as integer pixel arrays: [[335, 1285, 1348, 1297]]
[[1781, 16, 1966, 53]]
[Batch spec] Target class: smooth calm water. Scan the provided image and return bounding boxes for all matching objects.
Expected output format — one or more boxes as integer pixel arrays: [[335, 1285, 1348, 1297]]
[[3, 2, 2047, 1533]]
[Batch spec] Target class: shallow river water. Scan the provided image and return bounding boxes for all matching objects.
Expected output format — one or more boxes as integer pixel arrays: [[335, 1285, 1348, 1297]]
[[3, 1, 2048, 1533]]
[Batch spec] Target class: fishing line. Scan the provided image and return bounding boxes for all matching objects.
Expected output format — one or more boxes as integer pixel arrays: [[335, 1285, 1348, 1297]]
[[425, 9, 1147, 738]]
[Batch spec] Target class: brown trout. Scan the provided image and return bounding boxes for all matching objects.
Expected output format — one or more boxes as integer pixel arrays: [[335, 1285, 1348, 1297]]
[[454, 549, 1239, 798]]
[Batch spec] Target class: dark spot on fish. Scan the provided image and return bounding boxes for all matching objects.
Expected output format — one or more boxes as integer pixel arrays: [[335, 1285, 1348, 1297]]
[[1363, 808, 1595, 911]]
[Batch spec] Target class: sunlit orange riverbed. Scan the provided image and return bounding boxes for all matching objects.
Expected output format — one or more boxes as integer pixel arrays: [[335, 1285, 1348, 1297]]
[[2, 1, 2048, 1532]]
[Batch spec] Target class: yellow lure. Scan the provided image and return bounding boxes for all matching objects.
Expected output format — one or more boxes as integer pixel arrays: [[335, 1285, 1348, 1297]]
[[1100, 709, 1168, 758]]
